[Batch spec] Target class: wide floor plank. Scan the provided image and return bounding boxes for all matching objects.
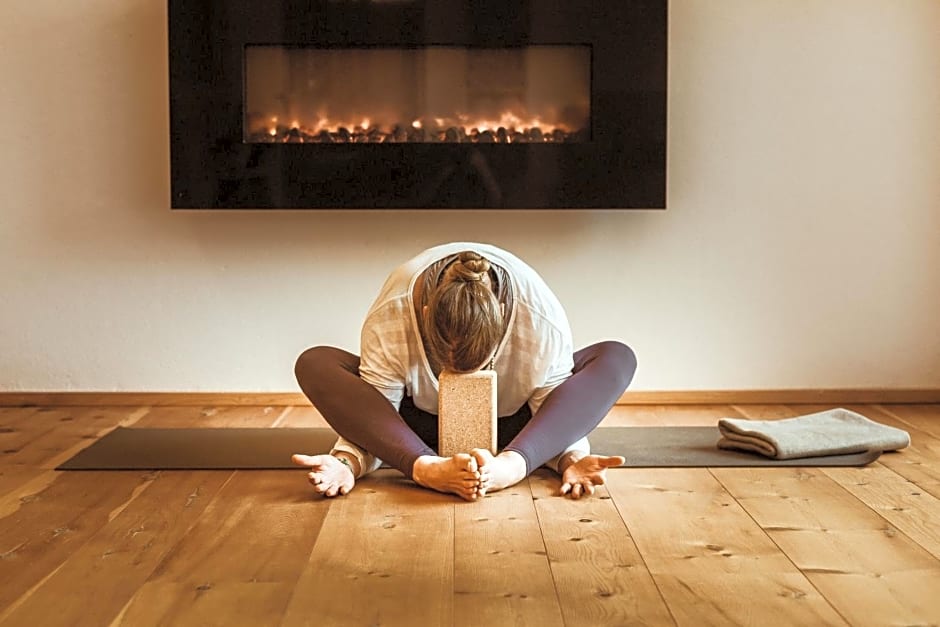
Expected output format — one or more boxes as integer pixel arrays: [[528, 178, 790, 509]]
[[863, 405, 940, 497], [879, 404, 940, 440], [823, 464, 940, 561], [112, 470, 328, 626], [0, 467, 45, 501], [0, 471, 157, 618], [453, 480, 565, 627], [0, 408, 49, 454], [133, 406, 286, 428], [0, 470, 230, 627], [111, 582, 290, 627], [712, 464, 940, 626], [281, 471, 455, 627], [148, 470, 328, 585], [600, 405, 738, 427], [274, 405, 331, 429], [529, 470, 674, 626], [606, 468, 847, 626]]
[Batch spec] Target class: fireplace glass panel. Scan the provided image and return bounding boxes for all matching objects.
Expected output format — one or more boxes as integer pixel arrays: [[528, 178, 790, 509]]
[[244, 46, 591, 144]]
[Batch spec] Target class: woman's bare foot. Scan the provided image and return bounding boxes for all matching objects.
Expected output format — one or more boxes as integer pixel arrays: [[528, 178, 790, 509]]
[[412, 453, 482, 501], [558, 452, 625, 499], [470, 449, 527, 496], [291, 453, 357, 497]]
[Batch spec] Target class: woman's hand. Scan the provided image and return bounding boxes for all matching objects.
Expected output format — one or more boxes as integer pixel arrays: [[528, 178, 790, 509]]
[[291, 453, 357, 497], [559, 453, 625, 499]]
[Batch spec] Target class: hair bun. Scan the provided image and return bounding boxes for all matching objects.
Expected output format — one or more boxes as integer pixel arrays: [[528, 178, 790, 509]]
[[449, 251, 491, 282]]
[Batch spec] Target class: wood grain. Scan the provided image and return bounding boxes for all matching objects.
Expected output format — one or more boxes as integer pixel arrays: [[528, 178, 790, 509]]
[[3, 388, 938, 407], [605, 468, 847, 626], [453, 481, 566, 626], [597, 404, 738, 427], [111, 470, 327, 626], [281, 471, 455, 626], [148, 471, 329, 585], [878, 404, 940, 440], [0, 467, 43, 501], [0, 472, 156, 618], [528, 470, 673, 626], [1, 471, 229, 626], [712, 463, 940, 626], [132, 405, 286, 428], [112, 582, 291, 627], [270, 405, 331, 429], [0, 408, 90, 463], [823, 465, 940, 561]]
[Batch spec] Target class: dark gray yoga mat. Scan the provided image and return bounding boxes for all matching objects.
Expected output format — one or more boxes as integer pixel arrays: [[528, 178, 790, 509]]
[[56, 426, 881, 470]]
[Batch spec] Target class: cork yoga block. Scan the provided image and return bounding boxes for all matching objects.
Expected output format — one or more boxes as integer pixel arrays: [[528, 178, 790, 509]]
[[438, 370, 497, 457]]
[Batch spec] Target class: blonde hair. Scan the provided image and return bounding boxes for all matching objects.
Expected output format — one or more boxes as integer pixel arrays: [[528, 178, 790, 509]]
[[422, 251, 509, 373]]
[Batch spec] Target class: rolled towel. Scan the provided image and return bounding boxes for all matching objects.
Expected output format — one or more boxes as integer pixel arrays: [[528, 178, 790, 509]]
[[717, 408, 910, 459]]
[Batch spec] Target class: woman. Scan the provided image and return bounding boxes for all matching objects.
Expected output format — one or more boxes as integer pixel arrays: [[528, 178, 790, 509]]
[[292, 242, 636, 500]]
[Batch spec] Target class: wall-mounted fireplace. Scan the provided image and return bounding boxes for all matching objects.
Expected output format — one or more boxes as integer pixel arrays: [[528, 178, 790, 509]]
[[169, 1, 667, 209]]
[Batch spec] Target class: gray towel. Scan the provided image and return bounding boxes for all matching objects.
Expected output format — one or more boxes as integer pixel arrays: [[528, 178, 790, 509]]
[[717, 408, 910, 459]]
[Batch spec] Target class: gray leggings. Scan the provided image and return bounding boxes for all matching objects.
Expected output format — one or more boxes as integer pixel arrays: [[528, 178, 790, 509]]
[[294, 341, 636, 479]]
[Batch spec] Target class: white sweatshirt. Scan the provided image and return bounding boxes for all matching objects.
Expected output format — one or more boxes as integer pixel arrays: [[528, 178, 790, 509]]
[[332, 242, 588, 474]]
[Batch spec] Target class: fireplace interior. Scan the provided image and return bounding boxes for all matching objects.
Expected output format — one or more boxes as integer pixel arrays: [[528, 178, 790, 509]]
[[244, 45, 591, 145], [169, 1, 667, 209]]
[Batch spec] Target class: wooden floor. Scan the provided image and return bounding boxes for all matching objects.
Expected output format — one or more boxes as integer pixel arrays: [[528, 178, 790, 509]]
[[1, 404, 939, 626]]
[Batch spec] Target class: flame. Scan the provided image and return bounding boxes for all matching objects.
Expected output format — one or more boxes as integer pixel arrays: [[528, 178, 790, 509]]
[[304, 114, 569, 134], [249, 109, 583, 143]]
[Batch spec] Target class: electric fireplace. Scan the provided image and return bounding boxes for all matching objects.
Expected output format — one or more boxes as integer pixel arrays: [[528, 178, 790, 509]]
[[168, 1, 667, 209]]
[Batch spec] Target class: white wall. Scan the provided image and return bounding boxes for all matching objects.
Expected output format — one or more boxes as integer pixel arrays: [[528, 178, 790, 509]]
[[1, 0, 938, 393]]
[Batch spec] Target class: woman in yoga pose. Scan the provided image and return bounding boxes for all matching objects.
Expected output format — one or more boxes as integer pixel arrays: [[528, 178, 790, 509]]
[[292, 242, 636, 500]]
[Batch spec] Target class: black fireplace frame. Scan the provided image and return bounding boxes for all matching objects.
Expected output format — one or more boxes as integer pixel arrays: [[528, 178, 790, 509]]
[[168, 1, 668, 209]]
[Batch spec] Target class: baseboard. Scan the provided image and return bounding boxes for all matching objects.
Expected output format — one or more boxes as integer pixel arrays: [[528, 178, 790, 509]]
[[1, 389, 938, 407], [619, 389, 940, 405]]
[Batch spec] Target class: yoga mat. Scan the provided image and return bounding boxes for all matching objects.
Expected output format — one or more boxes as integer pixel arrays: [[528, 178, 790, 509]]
[[56, 427, 881, 470]]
